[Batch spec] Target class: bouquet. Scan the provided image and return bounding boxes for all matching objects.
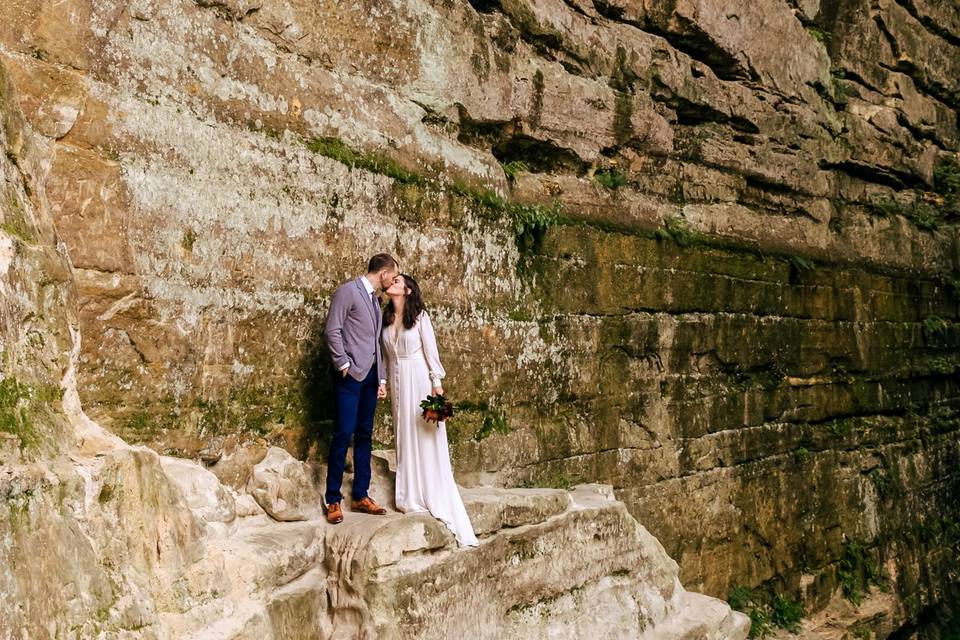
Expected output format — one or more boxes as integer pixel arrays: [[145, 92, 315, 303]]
[[420, 394, 454, 424]]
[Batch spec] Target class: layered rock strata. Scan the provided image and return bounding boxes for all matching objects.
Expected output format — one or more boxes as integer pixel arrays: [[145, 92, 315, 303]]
[[0, 77, 749, 638], [0, 0, 958, 635]]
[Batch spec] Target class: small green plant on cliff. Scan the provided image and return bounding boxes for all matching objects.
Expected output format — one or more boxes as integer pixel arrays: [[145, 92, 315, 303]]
[[787, 254, 816, 272], [727, 586, 753, 612], [654, 215, 696, 247], [519, 471, 576, 490], [828, 70, 859, 104], [933, 156, 960, 218], [6, 489, 33, 525], [509, 200, 562, 251], [794, 447, 810, 464], [923, 315, 950, 340], [805, 26, 832, 44], [825, 417, 855, 438], [866, 195, 941, 230], [729, 588, 805, 637], [304, 135, 564, 251], [727, 587, 772, 638], [594, 167, 627, 190], [1, 197, 34, 244], [0, 221, 32, 244], [304, 137, 426, 187], [502, 160, 529, 182], [928, 404, 959, 435], [0, 378, 31, 433], [828, 209, 846, 233], [934, 156, 960, 194], [868, 466, 899, 501], [0, 377, 61, 449], [124, 410, 152, 432], [770, 595, 804, 633], [866, 197, 900, 218], [473, 409, 511, 441], [838, 538, 880, 605], [928, 356, 957, 375], [507, 308, 534, 322], [907, 201, 939, 230]]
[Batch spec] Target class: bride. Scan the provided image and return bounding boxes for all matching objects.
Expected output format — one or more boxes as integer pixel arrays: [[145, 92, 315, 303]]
[[381, 273, 479, 548]]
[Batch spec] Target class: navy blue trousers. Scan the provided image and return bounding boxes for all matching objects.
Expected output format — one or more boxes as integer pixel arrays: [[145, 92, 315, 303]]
[[325, 364, 378, 505]]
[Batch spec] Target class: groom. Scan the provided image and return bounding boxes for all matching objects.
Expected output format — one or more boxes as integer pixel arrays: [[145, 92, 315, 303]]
[[322, 253, 399, 524]]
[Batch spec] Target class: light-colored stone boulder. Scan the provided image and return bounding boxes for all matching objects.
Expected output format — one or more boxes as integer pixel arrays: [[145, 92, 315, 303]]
[[160, 455, 237, 528], [460, 486, 572, 536], [350, 511, 455, 570], [210, 518, 326, 592], [208, 442, 269, 490], [246, 447, 321, 522], [353, 482, 748, 640], [265, 568, 331, 640], [234, 491, 266, 517]]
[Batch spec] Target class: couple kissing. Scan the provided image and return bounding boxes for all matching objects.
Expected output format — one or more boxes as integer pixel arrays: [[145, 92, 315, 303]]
[[322, 253, 479, 548]]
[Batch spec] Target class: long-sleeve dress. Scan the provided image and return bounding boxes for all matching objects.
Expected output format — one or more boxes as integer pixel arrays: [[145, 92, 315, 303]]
[[382, 310, 479, 547]]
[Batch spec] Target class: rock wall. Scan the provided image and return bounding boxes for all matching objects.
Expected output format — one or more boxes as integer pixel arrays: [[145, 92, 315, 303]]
[[1, 0, 959, 635], [0, 60, 749, 639]]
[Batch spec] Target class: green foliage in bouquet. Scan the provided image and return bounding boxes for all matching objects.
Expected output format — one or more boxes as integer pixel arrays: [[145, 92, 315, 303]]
[[421, 394, 454, 424]]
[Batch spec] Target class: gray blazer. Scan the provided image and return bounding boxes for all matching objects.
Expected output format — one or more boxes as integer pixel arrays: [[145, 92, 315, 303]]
[[325, 277, 385, 383]]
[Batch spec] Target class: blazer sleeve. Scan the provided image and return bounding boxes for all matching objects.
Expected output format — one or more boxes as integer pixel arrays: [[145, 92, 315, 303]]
[[418, 311, 446, 384], [378, 331, 388, 385], [324, 285, 352, 370]]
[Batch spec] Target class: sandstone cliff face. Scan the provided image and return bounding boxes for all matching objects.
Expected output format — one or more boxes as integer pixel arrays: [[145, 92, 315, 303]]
[[0, 64, 748, 639], [1, 0, 958, 636]]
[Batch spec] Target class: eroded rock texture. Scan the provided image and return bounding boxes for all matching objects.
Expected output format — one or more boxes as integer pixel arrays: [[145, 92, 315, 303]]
[[0, 55, 747, 639], [1, 0, 958, 636]]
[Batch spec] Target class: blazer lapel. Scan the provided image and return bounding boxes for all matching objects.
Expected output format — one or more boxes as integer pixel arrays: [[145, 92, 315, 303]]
[[356, 277, 379, 329]]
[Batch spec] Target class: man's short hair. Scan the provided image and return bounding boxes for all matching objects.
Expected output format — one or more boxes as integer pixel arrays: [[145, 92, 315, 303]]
[[367, 253, 398, 273]]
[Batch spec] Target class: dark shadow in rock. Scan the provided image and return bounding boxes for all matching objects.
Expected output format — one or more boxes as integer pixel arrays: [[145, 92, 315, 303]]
[[492, 134, 587, 174], [299, 314, 336, 462]]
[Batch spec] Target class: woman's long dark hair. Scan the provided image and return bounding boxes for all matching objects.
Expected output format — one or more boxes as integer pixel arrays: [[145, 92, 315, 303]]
[[383, 274, 425, 330]]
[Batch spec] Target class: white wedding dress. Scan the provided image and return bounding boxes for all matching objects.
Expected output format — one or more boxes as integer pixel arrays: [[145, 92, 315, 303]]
[[382, 311, 479, 547]]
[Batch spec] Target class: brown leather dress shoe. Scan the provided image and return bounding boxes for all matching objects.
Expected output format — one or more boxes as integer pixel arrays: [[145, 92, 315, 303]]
[[351, 496, 387, 515], [326, 501, 343, 524]]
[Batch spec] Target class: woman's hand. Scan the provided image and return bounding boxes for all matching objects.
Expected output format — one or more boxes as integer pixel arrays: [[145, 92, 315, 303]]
[[432, 386, 443, 396]]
